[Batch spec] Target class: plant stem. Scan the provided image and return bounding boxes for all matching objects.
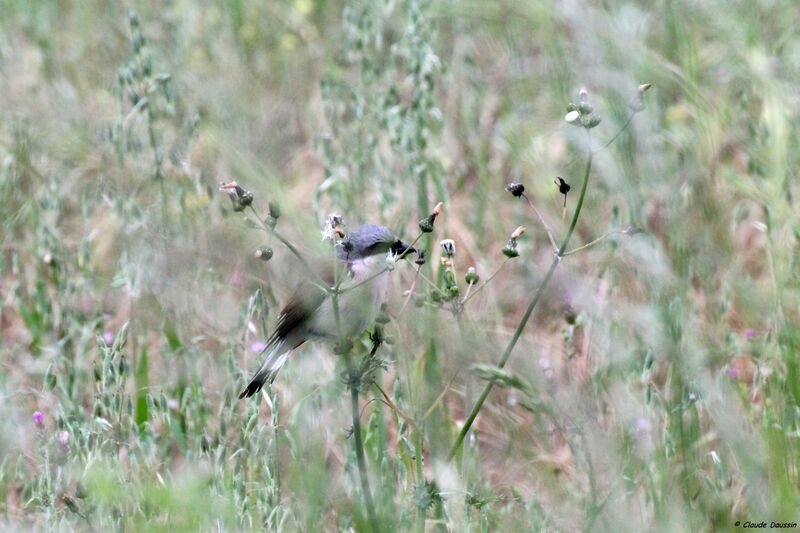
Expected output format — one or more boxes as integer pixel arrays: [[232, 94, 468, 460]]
[[461, 258, 510, 306], [330, 243, 375, 527], [522, 194, 559, 254], [594, 111, 636, 154], [270, 387, 281, 505], [562, 228, 632, 257], [415, 270, 442, 293], [350, 381, 378, 531], [447, 258, 559, 461], [447, 142, 594, 461], [413, 429, 426, 533], [339, 267, 388, 294], [560, 148, 593, 251], [397, 267, 421, 318], [247, 205, 330, 290]]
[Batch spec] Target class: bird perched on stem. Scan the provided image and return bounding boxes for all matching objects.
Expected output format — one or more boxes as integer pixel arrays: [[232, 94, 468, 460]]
[[239, 224, 415, 398]]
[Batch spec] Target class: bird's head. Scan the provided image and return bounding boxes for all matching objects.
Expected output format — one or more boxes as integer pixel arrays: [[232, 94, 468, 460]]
[[336, 224, 416, 264]]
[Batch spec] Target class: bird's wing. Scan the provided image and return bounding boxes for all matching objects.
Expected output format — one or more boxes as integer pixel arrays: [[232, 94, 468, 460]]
[[266, 252, 360, 348], [267, 282, 329, 348]]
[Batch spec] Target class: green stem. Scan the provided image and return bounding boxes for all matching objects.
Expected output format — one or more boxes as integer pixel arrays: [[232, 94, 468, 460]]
[[522, 194, 559, 253], [560, 149, 593, 252], [447, 142, 594, 461], [594, 111, 636, 154], [399, 231, 425, 261], [414, 429, 426, 533], [339, 267, 388, 294], [461, 258, 510, 306], [455, 315, 473, 477], [562, 228, 630, 257], [351, 382, 378, 531], [270, 388, 281, 505]]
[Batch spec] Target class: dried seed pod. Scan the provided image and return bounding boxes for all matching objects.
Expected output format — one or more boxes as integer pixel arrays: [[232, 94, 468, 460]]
[[420, 202, 444, 232], [255, 247, 274, 261], [505, 181, 525, 197]]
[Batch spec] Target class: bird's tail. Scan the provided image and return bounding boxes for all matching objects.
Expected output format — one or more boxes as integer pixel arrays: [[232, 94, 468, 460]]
[[239, 342, 290, 399]]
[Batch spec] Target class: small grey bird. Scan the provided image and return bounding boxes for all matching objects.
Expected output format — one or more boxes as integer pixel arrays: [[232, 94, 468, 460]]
[[239, 224, 415, 398]]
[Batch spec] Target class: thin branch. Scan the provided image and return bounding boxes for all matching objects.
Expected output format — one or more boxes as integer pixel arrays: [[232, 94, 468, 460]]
[[398, 231, 425, 261], [416, 270, 442, 293], [461, 280, 475, 304], [562, 228, 632, 256], [522, 194, 559, 254], [247, 205, 330, 290], [372, 382, 415, 424], [593, 111, 638, 154], [359, 397, 393, 419], [339, 267, 388, 294], [461, 258, 510, 306], [422, 370, 461, 421], [413, 430, 426, 533], [397, 267, 422, 318]]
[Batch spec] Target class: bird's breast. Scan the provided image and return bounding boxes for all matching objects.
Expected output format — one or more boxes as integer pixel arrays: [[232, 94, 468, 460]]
[[309, 259, 389, 340]]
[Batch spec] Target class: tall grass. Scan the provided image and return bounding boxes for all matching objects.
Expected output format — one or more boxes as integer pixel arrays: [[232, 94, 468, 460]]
[[2, 0, 799, 531]]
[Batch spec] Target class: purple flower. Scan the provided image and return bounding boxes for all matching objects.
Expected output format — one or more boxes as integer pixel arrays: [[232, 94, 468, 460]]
[[727, 367, 740, 380], [635, 417, 651, 432], [228, 271, 244, 288], [250, 340, 267, 353], [103, 331, 114, 345], [58, 430, 69, 448], [79, 296, 93, 312], [32, 411, 44, 428], [745, 328, 756, 340]]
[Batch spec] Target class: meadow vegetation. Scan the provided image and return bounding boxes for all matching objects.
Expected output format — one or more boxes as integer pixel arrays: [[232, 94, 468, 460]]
[[1, 0, 799, 531]]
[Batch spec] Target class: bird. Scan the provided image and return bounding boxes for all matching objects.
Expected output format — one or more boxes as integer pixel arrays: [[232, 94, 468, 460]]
[[239, 224, 415, 399]]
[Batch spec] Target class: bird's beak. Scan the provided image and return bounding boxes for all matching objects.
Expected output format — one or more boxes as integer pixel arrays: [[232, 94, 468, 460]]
[[392, 240, 416, 258]]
